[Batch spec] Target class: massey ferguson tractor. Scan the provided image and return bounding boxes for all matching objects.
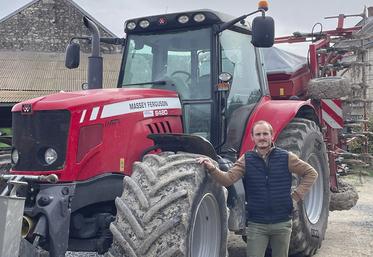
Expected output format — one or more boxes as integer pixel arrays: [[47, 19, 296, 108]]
[[0, 1, 359, 257]]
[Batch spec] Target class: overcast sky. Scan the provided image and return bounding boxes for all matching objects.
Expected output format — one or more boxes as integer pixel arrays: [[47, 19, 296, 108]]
[[0, 0, 372, 55]]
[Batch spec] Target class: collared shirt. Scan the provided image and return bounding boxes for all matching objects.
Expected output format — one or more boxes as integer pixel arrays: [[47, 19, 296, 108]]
[[254, 145, 274, 165], [208, 149, 318, 202]]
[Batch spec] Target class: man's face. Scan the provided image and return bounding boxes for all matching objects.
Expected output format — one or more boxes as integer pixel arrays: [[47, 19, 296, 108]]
[[252, 123, 273, 150]]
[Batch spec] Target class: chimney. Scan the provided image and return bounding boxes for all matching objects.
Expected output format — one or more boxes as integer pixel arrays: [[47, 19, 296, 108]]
[[368, 6, 373, 17]]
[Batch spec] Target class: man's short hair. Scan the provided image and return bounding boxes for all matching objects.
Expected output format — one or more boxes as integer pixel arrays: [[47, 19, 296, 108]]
[[251, 120, 273, 135]]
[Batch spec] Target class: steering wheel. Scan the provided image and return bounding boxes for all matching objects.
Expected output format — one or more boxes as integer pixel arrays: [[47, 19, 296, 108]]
[[170, 70, 191, 83]]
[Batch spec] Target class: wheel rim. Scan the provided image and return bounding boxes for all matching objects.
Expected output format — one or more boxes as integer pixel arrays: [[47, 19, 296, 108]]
[[190, 193, 221, 257], [304, 153, 324, 224]]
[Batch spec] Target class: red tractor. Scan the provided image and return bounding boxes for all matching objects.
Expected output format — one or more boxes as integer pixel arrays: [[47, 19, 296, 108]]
[[1, 2, 355, 257]]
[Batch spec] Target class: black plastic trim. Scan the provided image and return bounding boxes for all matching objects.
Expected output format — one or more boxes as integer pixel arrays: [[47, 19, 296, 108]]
[[147, 133, 218, 161]]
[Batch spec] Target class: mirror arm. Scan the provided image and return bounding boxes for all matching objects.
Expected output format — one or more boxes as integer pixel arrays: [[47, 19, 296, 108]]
[[216, 9, 266, 34], [68, 37, 125, 46], [68, 36, 91, 45]]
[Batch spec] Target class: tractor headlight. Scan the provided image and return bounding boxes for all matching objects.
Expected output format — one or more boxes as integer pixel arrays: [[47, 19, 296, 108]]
[[139, 20, 150, 28], [45, 148, 58, 165], [126, 21, 136, 30], [219, 72, 233, 82], [11, 148, 19, 164], [178, 15, 189, 24], [193, 13, 205, 22]]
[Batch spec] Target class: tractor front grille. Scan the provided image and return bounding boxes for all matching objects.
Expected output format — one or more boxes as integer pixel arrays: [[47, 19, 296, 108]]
[[12, 110, 70, 171]]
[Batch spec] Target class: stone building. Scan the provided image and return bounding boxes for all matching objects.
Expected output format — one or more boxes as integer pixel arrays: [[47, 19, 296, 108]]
[[0, 0, 123, 128]]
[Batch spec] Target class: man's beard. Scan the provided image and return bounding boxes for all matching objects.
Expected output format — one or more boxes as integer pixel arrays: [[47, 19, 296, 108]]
[[257, 141, 270, 150]]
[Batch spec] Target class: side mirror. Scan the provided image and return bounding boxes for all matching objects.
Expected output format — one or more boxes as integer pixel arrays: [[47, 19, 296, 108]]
[[65, 42, 80, 69], [251, 16, 274, 48]]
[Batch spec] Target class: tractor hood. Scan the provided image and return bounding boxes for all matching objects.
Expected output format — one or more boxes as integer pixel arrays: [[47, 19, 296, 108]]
[[10, 88, 183, 180], [12, 88, 180, 113]]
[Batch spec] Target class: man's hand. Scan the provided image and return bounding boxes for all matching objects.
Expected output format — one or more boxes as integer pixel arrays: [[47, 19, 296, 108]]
[[196, 157, 216, 172]]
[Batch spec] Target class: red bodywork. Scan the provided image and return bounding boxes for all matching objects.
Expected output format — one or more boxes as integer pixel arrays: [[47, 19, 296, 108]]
[[240, 96, 316, 156], [267, 66, 311, 99], [11, 89, 183, 182]]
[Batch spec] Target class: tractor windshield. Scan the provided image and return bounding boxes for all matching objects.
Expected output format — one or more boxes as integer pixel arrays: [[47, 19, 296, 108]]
[[120, 28, 212, 100]]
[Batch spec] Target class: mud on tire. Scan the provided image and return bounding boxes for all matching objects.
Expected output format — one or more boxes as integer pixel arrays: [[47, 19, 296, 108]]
[[276, 118, 330, 257], [106, 152, 228, 257], [307, 76, 350, 99]]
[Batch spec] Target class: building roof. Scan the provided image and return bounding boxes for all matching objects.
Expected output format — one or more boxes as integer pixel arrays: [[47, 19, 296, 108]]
[[0, 50, 122, 103], [0, 0, 117, 37]]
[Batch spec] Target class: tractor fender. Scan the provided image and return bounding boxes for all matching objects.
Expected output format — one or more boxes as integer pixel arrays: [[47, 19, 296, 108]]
[[147, 133, 219, 161], [240, 96, 318, 155]]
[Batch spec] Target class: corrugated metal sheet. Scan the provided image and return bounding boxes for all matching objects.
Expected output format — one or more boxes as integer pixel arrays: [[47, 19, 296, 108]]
[[0, 90, 58, 103], [0, 50, 122, 102]]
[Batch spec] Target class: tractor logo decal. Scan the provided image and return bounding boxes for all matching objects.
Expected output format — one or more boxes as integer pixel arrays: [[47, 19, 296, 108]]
[[100, 97, 181, 119], [21, 104, 32, 114], [80, 110, 87, 123], [79, 98, 181, 123], [90, 107, 100, 121]]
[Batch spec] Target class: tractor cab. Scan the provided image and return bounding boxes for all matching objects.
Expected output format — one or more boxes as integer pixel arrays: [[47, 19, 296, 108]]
[[119, 10, 273, 152]]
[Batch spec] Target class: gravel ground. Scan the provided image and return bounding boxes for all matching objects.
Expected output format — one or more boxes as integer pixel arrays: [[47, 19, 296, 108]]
[[313, 175, 373, 257], [227, 175, 373, 257]]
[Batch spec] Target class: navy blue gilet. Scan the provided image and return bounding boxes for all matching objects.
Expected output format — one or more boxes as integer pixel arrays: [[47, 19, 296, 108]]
[[243, 147, 292, 224]]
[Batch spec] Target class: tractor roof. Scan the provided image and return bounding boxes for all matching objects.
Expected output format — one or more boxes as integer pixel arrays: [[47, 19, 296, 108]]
[[124, 9, 250, 34]]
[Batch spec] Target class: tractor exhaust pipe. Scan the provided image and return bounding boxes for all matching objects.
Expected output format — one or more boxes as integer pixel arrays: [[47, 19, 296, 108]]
[[21, 216, 34, 238], [83, 16, 103, 90]]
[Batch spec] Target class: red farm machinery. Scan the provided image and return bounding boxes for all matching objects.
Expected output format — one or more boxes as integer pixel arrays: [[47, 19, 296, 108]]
[[0, 2, 365, 257]]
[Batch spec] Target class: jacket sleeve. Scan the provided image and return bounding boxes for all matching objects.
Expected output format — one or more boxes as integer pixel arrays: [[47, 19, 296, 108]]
[[288, 152, 318, 202], [208, 155, 245, 187]]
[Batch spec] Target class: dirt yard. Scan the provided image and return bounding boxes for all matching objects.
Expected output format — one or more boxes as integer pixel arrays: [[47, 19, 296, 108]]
[[227, 175, 373, 257]]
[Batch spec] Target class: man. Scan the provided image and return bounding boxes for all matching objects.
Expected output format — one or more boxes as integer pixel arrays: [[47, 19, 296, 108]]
[[197, 120, 318, 257]]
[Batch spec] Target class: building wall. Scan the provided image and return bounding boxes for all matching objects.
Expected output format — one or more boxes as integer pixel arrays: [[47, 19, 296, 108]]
[[367, 48, 373, 112], [341, 51, 368, 121], [0, 0, 118, 53]]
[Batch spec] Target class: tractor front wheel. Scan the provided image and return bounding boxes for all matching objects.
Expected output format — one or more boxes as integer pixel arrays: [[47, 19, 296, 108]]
[[106, 152, 228, 257]]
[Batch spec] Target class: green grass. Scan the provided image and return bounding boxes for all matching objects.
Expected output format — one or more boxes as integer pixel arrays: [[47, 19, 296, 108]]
[[0, 128, 12, 148], [366, 168, 373, 177]]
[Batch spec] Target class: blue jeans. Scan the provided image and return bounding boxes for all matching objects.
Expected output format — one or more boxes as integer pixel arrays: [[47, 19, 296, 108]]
[[246, 220, 292, 257]]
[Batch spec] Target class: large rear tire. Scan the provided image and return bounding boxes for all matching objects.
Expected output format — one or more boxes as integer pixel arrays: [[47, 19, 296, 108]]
[[106, 152, 228, 257], [276, 118, 330, 256]]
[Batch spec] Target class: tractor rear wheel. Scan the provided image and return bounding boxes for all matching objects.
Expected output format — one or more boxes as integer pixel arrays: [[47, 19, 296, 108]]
[[276, 118, 330, 256], [106, 152, 228, 257]]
